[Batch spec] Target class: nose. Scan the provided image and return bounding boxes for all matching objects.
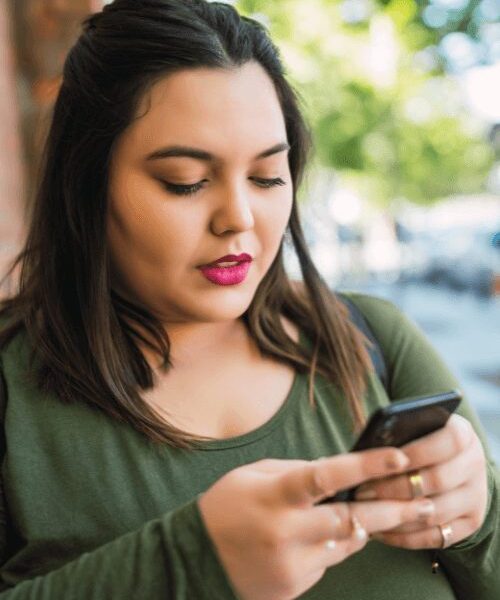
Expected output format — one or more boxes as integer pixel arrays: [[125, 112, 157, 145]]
[[209, 182, 255, 236]]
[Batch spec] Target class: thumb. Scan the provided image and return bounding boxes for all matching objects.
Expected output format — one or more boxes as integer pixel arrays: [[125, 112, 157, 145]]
[[275, 458, 332, 507]]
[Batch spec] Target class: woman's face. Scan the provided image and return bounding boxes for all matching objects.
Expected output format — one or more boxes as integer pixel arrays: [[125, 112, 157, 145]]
[[107, 61, 293, 325]]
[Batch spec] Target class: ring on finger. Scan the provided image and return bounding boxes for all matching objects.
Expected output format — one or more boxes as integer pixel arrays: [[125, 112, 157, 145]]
[[438, 523, 453, 549], [350, 515, 368, 541], [324, 539, 337, 550], [408, 470, 425, 498]]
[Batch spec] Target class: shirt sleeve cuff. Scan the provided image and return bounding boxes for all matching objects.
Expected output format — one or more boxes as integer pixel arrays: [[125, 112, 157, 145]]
[[160, 494, 241, 599]]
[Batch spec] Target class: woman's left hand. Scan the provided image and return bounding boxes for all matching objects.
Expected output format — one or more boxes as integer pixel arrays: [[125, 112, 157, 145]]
[[354, 414, 489, 549]]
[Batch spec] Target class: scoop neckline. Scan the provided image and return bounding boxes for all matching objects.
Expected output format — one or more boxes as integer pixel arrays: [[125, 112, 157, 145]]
[[191, 329, 307, 451]]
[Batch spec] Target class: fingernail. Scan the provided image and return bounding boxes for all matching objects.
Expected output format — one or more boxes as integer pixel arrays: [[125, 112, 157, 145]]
[[355, 486, 377, 501], [416, 500, 435, 520], [385, 452, 410, 471]]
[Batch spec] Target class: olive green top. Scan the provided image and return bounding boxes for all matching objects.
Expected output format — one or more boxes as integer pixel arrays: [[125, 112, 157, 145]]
[[0, 292, 498, 599]]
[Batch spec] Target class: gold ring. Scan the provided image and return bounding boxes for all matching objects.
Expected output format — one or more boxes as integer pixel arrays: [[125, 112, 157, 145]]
[[408, 470, 425, 498], [439, 524, 453, 549], [350, 515, 367, 541]]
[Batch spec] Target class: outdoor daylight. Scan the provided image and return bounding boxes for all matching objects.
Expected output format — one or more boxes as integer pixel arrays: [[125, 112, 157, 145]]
[[0, 1, 499, 598]]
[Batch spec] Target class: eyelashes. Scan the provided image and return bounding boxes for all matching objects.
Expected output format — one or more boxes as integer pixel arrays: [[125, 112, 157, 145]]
[[162, 177, 288, 197]]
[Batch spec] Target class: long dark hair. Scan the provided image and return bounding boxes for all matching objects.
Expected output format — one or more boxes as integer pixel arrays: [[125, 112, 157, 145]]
[[0, 0, 374, 450]]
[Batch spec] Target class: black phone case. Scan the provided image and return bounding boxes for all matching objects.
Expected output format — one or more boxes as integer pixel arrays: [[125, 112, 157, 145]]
[[317, 389, 462, 504]]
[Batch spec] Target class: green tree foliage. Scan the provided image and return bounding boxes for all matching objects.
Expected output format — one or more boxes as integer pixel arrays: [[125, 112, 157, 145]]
[[235, 0, 495, 205]]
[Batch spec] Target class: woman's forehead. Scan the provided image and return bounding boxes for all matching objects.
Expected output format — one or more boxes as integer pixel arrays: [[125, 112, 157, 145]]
[[140, 62, 279, 113], [120, 63, 288, 162]]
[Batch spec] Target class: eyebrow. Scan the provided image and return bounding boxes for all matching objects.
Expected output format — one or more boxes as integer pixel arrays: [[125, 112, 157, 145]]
[[145, 142, 291, 162]]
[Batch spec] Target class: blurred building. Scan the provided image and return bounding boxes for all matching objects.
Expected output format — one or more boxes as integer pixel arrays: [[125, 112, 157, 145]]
[[0, 0, 102, 298]]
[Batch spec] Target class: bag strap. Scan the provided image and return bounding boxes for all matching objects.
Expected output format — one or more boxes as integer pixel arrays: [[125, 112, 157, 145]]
[[0, 357, 6, 458], [337, 292, 389, 395]]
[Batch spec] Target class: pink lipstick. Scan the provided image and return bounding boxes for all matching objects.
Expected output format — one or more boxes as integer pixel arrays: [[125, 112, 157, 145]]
[[198, 253, 253, 286]]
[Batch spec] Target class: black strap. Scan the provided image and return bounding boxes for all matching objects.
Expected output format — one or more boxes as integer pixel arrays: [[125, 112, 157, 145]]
[[0, 357, 6, 458], [337, 293, 389, 395]]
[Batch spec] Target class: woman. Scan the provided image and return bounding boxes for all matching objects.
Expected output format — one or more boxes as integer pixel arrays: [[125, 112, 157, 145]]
[[0, 1, 497, 598]]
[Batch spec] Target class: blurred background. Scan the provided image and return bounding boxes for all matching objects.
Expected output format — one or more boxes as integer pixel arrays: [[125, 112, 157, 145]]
[[0, 0, 499, 456]]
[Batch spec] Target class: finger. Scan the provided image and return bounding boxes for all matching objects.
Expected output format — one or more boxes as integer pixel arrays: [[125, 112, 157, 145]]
[[355, 439, 478, 500], [373, 517, 473, 549], [277, 448, 410, 507], [379, 482, 478, 535], [401, 414, 474, 470], [293, 497, 437, 545], [251, 458, 312, 474], [303, 497, 439, 575], [305, 526, 369, 576], [300, 508, 373, 578]]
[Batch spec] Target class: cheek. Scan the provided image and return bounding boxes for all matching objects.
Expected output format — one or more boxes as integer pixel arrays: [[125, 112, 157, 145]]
[[108, 203, 162, 268], [107, 192, 202, 283], [256, 193, 292, 250], [107, 206, 205, 317]]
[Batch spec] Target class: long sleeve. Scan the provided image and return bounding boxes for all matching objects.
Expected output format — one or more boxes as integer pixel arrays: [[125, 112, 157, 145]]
[[0, 491, 239, 599], [347, 292, 500, 600], [0, 353, 239, 599]]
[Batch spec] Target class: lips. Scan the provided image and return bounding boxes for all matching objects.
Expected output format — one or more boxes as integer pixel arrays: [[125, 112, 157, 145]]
[[200, 263, 251, 286], [200, 253, 253, 268]]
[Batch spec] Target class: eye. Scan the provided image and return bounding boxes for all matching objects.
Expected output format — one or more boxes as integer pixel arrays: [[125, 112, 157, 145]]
[[161, 177, 287, 197], [252, 177, 287, 189], [162, 181, 206, 196]]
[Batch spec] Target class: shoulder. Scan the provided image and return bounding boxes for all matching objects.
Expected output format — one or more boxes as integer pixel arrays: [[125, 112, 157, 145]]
[[337, 290, 398, 314], [286, 282, 407, 342], [337, 291, 404, 326], [290, 282, 402, 320], [286, 282, 420, 352], [335, 291, 420, 360]]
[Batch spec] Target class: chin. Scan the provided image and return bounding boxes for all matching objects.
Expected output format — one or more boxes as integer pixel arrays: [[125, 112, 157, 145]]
[[198, 300, 253, 322]]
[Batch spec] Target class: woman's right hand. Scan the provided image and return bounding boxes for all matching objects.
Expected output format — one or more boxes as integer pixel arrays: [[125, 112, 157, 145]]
[[197, 448, 436, 600]]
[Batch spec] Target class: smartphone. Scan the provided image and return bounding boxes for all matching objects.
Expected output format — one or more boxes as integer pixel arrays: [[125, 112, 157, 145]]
[[316, 389, 462, 504]]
